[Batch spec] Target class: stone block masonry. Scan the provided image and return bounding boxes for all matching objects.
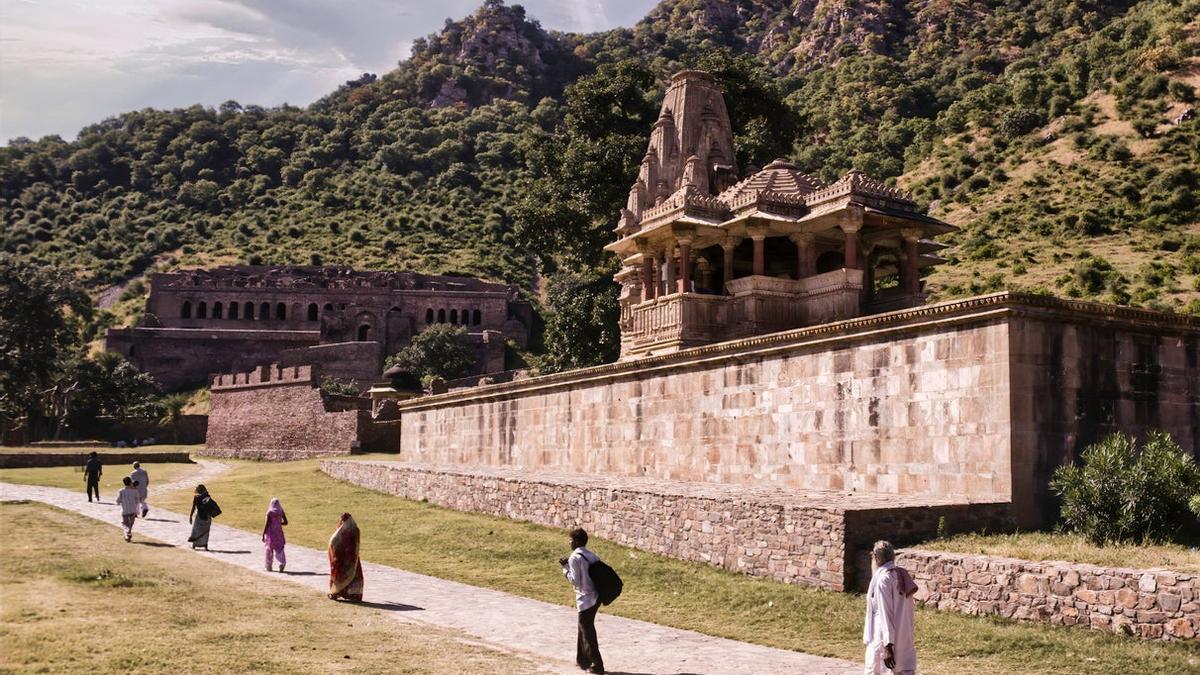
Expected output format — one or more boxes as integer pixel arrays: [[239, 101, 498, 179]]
[[853, 549, 1199, 642], [203, 364, 398, 459], [396, 293, 1200, 527], [320, 460, 1011, 591]]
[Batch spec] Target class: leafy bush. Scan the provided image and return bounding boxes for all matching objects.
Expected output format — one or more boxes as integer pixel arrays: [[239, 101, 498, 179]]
[[387, 324, 476, 383], [1050, 432, 1200, 545], [319, 377, 359, 397]]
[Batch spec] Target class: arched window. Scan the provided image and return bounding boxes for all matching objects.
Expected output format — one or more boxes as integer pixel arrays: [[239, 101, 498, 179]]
[[450, 309, 458, 324], [129, 345, 137, 358], [425, 308, 434, 323], [229, 303, 239, 320], [244, 301, 254, 320], [437, 309, 446, 323], [181, 301, 192, 319], [462, 308, 470, 325], [472, 309, 481, 325], [324, 303, 333, 311], [308, 303, 319, 321], [212, 302, 223, 319], [276, 302, 286, 320], [197, 301, 208, 319], [357, 324, 371, 341], [260, 302, 270, 319]]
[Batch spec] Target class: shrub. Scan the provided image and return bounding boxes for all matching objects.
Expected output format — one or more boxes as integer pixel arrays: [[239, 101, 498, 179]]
[[320, 377, 359, 396], [1050, 432, 1200, 545]]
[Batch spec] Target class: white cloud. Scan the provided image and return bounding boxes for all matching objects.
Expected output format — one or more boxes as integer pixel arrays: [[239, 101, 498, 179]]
[[0, 0, 658, 142]]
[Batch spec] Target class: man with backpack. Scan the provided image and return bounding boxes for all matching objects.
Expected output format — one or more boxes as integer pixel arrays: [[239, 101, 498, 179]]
[[560, 527, 607, 674]]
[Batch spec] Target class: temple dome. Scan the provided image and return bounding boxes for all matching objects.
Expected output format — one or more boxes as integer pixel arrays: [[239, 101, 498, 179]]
[[717, 158, 824, 208]]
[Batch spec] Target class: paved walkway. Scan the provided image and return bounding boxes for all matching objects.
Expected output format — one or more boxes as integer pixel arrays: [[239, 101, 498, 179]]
[[1, 474, 860, 675]]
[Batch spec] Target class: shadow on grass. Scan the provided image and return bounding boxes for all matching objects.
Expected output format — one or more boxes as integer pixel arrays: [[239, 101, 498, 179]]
[[354, 600, 424, 612]]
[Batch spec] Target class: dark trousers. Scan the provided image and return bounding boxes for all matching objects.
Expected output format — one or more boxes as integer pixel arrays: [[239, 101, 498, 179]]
[[576, 603, 603, 671], [87, 479, 100, 501]]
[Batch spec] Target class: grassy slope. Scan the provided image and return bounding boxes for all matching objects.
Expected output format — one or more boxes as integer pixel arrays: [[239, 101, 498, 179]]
[[0, 502, 536, 674], [154, 460, 1199, 675], [921, 531, 1200, 573]]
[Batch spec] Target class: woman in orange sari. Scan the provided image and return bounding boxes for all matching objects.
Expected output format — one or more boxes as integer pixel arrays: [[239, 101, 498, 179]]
[[328, 512, 364, 601]]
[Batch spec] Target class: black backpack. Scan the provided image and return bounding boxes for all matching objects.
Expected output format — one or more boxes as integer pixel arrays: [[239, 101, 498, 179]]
[[200, 495, 222, 518], [588, 557, 623, 606]]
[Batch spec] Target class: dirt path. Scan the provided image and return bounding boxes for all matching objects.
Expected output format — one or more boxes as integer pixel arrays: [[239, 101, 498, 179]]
[[0, 480, 860, 675]]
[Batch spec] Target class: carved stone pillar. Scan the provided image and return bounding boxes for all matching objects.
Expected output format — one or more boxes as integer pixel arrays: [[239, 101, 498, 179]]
[[842, 209, 864, 270], [651, 252, 661, 300], [637, 240, 654, 302], [721, 236, 740, 293], [663, 245, 676, 295], [902, 228, 922, 295], [790, 232, 816, 279], [678, 238, 693, 293]]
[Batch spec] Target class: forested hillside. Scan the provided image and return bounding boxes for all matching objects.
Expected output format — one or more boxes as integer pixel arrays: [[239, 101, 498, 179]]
[[3, 0, 1199, 363]]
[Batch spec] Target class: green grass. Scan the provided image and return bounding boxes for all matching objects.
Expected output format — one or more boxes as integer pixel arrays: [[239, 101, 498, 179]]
[[922, 531, 1200, 574], [156, 460, 1200, 675], [0, 463, 201, 493], [0, 502, 537, 673]]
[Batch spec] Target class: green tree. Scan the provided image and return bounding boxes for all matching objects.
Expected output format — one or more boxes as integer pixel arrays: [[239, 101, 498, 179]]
[[0, 256, 92, 435], [1050, 431, 1200, 545], [537, 271, 621, 373], [389, 324, 476, 383], [57, 352, 159, 436]]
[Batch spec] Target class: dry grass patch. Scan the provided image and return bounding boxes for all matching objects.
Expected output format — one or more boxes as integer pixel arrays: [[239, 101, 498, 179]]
[[155, 460, 1200, 675], [0, 502, 539, 674]]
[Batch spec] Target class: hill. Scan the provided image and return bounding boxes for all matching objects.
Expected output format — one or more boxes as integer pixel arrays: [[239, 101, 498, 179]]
[[2, 0, 1198, 352]]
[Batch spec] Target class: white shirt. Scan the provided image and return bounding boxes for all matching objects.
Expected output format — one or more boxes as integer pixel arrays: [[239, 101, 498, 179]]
[[130, 468, 149, 497], [116, 487, 141, 515], [863, 561, 916, 673], [563, 547, 599, 611]]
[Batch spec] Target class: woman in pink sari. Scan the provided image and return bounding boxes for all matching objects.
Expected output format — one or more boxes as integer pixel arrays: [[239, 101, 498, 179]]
[[328, 512, 364, 601], [262, 498, 288, 572]]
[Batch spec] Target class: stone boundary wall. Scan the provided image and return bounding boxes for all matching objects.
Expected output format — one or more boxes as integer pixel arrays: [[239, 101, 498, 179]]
[[0, 451, 192, 469], [320, 460, 1011, 591], [852, 549, 1199, 642]]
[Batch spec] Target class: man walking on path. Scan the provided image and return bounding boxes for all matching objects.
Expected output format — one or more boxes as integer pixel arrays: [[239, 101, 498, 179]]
[[560, 527, 605, 674], [83, 452, 102, 502], [129, 461, 149, 517], [116, 477, 140, 542], [863, 540, 918, 675]]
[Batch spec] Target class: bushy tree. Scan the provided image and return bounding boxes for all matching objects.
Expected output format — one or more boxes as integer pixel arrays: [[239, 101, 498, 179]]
[[389, 324, 476, 383], [536, 271, 620, 373], [56, 352, 159, 435], [1051, 431, 1200, 545], [0, 256, 92, 432]]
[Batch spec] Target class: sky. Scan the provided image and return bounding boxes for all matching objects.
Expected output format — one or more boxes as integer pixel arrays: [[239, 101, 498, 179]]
[[0, 0, 659, 142]]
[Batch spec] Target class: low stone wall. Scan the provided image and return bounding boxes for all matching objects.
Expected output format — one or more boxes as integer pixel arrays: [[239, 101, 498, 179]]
[[852, 549, 1199, 641], [320, 460, 1011, 591], [0, 451, 193, 469]]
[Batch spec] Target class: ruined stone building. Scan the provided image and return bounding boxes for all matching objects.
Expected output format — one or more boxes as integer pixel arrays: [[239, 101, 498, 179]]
[[606, 70, 954, 358], [106, 266, 532, 391]]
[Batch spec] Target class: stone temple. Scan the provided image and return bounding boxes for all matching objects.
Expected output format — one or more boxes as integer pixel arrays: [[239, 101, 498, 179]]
[[203, 71, 1200, 629], [106, 266, 532, 391], [607, 70, 953, 358]]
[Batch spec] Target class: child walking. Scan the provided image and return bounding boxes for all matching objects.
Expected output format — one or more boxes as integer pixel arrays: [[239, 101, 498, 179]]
[[263, 498, 288, 572], [116, 477, 140, 542]]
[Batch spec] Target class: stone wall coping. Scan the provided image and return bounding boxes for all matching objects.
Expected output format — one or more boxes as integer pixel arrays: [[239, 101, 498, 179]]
[[395, 291, 1200, 412], [902, 547, 1196, 580], [210, 363, 315, 391], [321, 460, 1008, 513]]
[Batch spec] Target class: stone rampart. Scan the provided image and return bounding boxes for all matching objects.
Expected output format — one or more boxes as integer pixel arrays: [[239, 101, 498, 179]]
[[394, 293, 1200, 527], [320, 460, 1011, 591], [852, 549, 1198, 641]]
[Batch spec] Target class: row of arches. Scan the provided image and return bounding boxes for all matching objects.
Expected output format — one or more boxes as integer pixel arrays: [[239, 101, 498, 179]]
[[425, 307, 481, 326], [182, 300, 292, 321]]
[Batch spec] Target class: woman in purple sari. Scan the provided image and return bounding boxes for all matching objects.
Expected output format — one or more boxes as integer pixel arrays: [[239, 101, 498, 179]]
[[262, 498, 288, 572]]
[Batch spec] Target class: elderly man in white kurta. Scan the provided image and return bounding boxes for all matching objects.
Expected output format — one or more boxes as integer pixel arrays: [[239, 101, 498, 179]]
[[863, 540, 917, 675]]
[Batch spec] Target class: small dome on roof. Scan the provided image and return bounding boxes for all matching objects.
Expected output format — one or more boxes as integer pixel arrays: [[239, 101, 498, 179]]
[[718, 159, 824, 206]]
